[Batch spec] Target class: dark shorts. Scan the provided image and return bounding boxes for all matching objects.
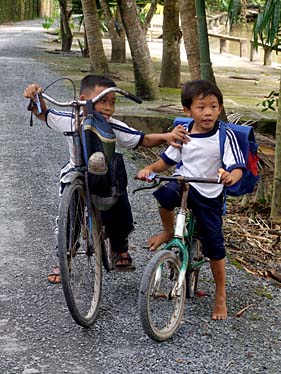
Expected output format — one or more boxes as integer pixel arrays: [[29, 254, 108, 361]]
[[153, 181, 225, 260]]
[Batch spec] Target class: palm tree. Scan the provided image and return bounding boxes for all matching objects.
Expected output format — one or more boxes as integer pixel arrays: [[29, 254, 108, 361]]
[[99, 1, 127, 63], [58, 0, 73, 51], [179, 0, 201, 80], [81, 0, 110, 74], [228, 0, 281, 221], [117, 0, 159, 99], [159, 0, 181, 88]]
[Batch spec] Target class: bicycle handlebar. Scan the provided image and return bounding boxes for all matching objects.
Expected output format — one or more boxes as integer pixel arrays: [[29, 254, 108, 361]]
[[133, 174, 221, 194], [41, 86, 142, 107]]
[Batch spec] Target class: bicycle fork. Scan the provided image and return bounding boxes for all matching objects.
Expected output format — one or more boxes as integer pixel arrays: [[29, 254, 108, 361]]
[[166, 182, 190, 298]]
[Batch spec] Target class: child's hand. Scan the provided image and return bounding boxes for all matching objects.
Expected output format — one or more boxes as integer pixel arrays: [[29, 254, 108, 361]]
[[137, 167, 154, 181], [24, 84, 42, 100], [169, 125, 190, 148], [218, 168, 232, 185], [218, 168, 242, 186]]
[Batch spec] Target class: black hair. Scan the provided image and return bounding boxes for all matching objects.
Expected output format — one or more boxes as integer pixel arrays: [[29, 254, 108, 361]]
[[80, 74, 116, 95], [181, 80, 223, 109]]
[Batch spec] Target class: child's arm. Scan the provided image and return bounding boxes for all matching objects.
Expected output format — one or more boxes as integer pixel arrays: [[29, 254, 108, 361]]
[[141, 125, 189, 148], [137, 158, 170, 180], [24, 84, 47, 121], [218, 168, 243, 186]]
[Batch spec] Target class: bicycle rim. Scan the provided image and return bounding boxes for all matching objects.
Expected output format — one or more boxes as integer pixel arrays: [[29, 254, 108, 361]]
[[58, 180, 102, 327], [139, 250, 186, 341]]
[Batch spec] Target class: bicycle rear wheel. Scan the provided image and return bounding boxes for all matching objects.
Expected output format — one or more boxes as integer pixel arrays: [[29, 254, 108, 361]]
[[58, 179, 102, 327], [186, 238, 203, 299], [138, 250, 186, 341]]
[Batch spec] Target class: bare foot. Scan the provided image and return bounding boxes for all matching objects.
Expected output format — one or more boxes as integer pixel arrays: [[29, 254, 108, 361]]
[[147, 231, 173, 251], [212, 295, 227, 320]]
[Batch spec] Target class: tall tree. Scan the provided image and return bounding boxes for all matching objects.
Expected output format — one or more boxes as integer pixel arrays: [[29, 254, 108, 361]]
[[254, 0, 281, 221], [58, 0, 73, 51], [228, 0, 281, 221], [160, 0, 181, 88], [117, 0, 159, 99], [179, 0, 201, 80], [194, 0, 216, 82], [81, 0, 110, 74], [99, 1, 126, 63], [271, 78, 281, 221]]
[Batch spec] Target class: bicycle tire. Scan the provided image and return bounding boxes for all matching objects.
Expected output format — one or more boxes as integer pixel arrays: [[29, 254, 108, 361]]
[[138, 250, 186, 341], [58, 179, 102, 327], [186, 238, 202, 299]]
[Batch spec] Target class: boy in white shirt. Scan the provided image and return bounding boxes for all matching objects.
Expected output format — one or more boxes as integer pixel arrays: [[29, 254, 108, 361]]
[[137, 80, 245, 320]]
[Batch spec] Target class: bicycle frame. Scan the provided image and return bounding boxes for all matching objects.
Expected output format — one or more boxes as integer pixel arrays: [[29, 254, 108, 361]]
[[39, 87, 142, 250], [134, 175, 220, 298]]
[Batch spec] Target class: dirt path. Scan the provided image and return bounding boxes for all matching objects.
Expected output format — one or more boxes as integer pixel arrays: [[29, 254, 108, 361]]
[[0, 19, 280, 374]]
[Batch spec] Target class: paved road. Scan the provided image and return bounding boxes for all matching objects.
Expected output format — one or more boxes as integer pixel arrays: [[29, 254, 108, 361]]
[[0, 20, 280, 374]]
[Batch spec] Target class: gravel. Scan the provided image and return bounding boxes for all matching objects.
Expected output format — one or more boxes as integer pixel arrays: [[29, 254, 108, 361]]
[[0, 19, 280, 374]]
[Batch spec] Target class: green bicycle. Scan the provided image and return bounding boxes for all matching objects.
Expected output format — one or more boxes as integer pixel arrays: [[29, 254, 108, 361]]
[[135, 174, 220, 341]]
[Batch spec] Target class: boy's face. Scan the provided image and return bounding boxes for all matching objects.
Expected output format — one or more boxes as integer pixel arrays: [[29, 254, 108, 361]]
[[183, 94, 223, 133], [81, 85, 116, 120]]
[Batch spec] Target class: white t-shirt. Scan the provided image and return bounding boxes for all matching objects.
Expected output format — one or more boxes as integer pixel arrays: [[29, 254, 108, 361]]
[[45, 109, 145, 167], [161, 123, 245, 198]]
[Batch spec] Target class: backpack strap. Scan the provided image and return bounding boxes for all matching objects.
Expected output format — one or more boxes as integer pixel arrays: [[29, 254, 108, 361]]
[[218, 122, 227, 215], [86, 100, 94, 117], [218, 122, 227, 168]]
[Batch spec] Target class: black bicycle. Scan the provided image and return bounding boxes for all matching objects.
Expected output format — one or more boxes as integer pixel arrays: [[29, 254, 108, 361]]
[[28, 83, 142, 327]]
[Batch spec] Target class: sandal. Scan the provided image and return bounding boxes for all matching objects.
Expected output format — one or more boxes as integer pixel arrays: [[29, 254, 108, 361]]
[[47, 266, 61, 284], [114, 252, 136, 271]]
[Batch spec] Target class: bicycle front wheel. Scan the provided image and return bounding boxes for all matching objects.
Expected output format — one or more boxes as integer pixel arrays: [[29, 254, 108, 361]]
[[58, 180, 102, 327], [138, 250, 186, 341]]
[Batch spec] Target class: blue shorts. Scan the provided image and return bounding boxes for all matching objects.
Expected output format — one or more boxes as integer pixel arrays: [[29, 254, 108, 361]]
[[153, 181, 225, 260]]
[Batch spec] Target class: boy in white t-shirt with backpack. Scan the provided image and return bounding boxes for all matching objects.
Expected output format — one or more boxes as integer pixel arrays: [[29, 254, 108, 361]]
[[137, 80, 245, 320]]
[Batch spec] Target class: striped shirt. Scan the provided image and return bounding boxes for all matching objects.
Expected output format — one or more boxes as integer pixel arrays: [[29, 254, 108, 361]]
[[161, 122, 245, 198]]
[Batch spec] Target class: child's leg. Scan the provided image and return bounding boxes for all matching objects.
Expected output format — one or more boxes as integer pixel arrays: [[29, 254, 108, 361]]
[[149, 181, 182, 251], [148, 207, 174, 251], [101, 192, 134, 267], [210, 258, 227, 320]]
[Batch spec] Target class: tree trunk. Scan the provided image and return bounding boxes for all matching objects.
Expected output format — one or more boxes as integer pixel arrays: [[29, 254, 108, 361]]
[[81, 0, 110, 74], [179, 0, 201, 80], [160, 0, 181, 88], [142, 0, 158, 34], [58, 0, 73, 52], [194, 0, 227, 121], [117, 0, 159, 100], [271, 75, 281, 222], [99, 1, 126, 63]]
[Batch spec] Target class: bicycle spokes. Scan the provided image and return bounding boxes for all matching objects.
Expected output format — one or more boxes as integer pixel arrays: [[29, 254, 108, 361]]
[[139, 250, 186, 341]]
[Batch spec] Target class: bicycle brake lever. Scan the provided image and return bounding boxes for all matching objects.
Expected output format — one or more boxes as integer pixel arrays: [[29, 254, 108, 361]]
[[34, 93, 42, 114], [132, 180, 159, 194]]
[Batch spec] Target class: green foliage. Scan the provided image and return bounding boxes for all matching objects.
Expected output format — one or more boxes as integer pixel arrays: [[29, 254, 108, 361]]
[[206, 0, 228, 13], [42, 16, 55, 30], [253, 0, 281, 48], [0, 0, 39, 24], [257, 90, 279, 112], [227, 0, 242, 24]]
